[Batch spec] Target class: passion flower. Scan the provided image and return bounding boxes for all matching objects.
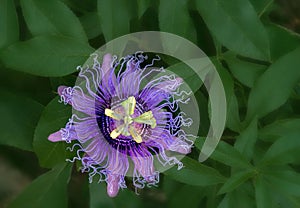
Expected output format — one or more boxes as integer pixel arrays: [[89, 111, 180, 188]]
[[48, 52, 194, 197]]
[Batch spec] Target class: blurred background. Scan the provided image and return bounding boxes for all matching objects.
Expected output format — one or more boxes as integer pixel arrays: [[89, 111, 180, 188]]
[[1, 0, 300, 207]]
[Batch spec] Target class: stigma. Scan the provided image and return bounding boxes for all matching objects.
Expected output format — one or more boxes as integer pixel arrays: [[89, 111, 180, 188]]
[[105, 96, 156, 143]]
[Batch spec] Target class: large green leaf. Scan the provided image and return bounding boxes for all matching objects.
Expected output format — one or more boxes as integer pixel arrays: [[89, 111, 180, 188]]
[[195, 140, 252, 169], [259, 118, 300, 142], [259, 133, 300, 166], [137, 0, 152, 19], [89, 182, 142, 208], [264, 170, 300, 197], [79, 12, 102, 40], [168, 185, 204, 208], [224, 52, 267, 88], [195, 91, 210, 136], [110, 189, 142, 208], [0, 0, 19, 49], [226, 93, 241, 132], [9, 163, 72, 208], [159, 0, 196, 43], [89, 182, 115, 208], [213, 59, 241, 132], [164, 157, 226, 186], [250, 0, 274, 17], [218, 184, 255, 208], [255, 176, 272, 208], [218, 169, 255, 194], [234, 118, 257, 160], [255, 174, 300, 208], [20, 0, 87, 42], [245, 46, 300, 122], [0, 36, 94, 77], [196, 0, 270, 60], [267, 23, 300, 61], [33, 97, 71, 168], [204, 186, 219, 208], [61, 0, 96, 13], [97, 0, 131, 41], [0, 90, 44, 151]]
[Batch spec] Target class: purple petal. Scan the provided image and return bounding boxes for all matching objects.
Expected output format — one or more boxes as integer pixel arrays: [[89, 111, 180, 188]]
[[131, 154, 155, 180], [48, 131, 62, 142], [106, 174, 120, 198]]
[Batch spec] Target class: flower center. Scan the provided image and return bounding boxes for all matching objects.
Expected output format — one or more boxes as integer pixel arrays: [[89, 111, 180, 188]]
[[104, 96, 156, 143]]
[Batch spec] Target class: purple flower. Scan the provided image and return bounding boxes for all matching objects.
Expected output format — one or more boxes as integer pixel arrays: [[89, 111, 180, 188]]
[[48, 52, 194, 197]]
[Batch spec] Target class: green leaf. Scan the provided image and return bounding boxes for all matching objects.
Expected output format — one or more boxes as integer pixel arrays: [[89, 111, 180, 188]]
[[196, 0, 270, 60], [159, 0, 196, 43], [213, 59, 234, 107], [0, 90, 44, 151], [255, 174, 300, 208], [226, 93, 241, 132], [195, 139, 252, 169], [137, 0, 152, 19], [97, 0, 131, 41], [218, 184, 255, 208], [113, 190, 142, 208], [264, 170, 300, 197], [250, 0, 274, 17], [79, 12, 102, 40], [89, 181, 142, 208], [164, 157, 226, 186], [20, 0, 87, 42], [0, 35, 94, 77], [168, 185, 204, 208], [33, 97, 71, 168], [259, 118, 300, 142], [259, 133, 300, 166], [61, 0, 96, 13], [255, 176, 272, 208], [0, 0, 19, 49], [267, 23, 300, 61], [89, 182, 115, 208], [245, 47, 300, 122], [218, 169, 255, 194], [234, 118, 258, 160], [204, 186, 219, 208], [195, 91, 210, 136], [9, 163, 72, 208], [269, 190, 300, 208], [50, 75, 77, 92], [224, 52, 267, 88], [212, 59, 241, 132]]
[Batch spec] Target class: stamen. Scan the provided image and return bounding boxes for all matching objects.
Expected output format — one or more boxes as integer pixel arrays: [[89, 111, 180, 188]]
[[110, 125, 125, 139], [121, 96, 136, 115], [134, 111, 157, 128], [106, 96, 156, 142], [129, 126, 142, 143], [105, 109, 122, 120]]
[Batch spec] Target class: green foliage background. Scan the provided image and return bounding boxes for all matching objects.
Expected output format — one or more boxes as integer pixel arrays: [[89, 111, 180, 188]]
[[0, 0, 300, 207]]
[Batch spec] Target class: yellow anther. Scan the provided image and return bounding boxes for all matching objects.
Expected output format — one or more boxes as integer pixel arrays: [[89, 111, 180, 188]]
[[133, 111, 157, 128], [105, 109, 122, 120], [110, 125, 125, 139], [121, 96, 136, 115], [129, 126, 142, 143]]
